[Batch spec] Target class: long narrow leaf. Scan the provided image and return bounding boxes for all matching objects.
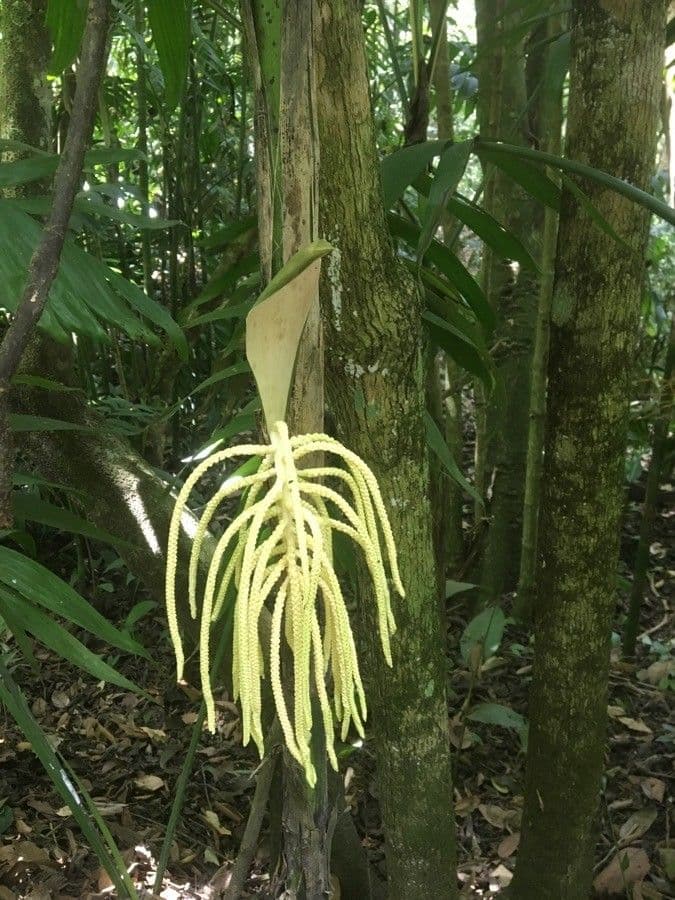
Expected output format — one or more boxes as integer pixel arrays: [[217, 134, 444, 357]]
[[0, 589, 143, 693], [0, 547, 146, 657], [418, 141, 472, 260], [425, 411, 482, 505], [0, 657, 138, 899], [476, 140, 675, 226]]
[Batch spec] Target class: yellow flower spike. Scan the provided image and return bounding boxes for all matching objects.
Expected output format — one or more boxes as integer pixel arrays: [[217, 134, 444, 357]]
[[165, 417, 404, 784], [166, 441, 271, 678], [188, 468, 275, 619]]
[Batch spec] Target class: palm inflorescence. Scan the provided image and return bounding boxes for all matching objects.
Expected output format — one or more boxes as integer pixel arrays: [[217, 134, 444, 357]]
[[166, 420, 404, 785]]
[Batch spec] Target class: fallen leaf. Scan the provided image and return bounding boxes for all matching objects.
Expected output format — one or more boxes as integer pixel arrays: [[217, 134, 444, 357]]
[[618, 717, 652, 735], [0, 841, 50, 867], [640, 778, 665, 803], [657, 847, 675, 881], [637, 659, 674, 685], [497, 832, 520, 859], [593, 848, 650, 896], [0, 886, 16, 899], [204, 847, 219, 865], [51, 690, 70, 709], [182, 711, 199, 725], [633, 881, 662, 900], [490, 864, 513, 886], [478, 804, 520, 831], [134, 774, 164, 792], [607, 705, 626, 718], [619, 808, 658, 843], [203, 809, 231, 836]]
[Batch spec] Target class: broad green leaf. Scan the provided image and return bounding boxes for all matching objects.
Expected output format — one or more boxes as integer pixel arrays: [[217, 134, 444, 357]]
[[0, 200, 181, 348], [418, 141, 472, 260], [447, 196, 539, 271], [147, 0, 191, 111], [0, 657, 138, 899], [460, 606, 506, 664], [46, 0, 87, 74], [0, 589, 142, 693], [467, 702, 527, 732], [105, 269, 188, 360], [425, 411, 482, 505], [12, 494, 133, 549], [380, 139, 449, 208], [0, 547, 146, 657], [0, 157, 59, 188]]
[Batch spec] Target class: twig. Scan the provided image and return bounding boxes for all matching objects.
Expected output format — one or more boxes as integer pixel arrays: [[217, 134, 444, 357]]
[[0, 0, 111, 526], [218, 719, 282, 900]]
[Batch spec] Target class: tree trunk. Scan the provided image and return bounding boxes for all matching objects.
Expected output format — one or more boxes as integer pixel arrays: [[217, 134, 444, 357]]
[[474, 0, 542, 604], [0, 0, 50, 154], [316, 3, 458, 898], [510, 2, 665, 897], [429, 0, 464, 576], [515, 11, 565, 620]]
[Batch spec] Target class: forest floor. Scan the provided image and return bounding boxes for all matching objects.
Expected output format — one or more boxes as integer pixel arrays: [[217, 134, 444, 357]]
[[0, 477, 672, 900]]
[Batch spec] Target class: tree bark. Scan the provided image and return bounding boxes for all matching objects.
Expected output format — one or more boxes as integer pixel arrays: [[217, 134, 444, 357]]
[[316, 3, 458, 898], [510, 2, 665, 897], [0, 0, 51, 154]]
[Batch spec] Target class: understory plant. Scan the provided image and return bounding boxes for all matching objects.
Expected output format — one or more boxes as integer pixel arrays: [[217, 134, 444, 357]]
[[166, 243, 404, 785]]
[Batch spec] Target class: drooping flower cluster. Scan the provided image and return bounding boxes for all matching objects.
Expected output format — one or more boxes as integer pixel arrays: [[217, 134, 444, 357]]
[[166, 421, 404, 785]]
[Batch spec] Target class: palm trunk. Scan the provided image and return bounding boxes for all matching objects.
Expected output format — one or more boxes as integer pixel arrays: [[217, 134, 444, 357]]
[[515, 12, 565, 620], [474, 0, 542, 604], [510, 2, 665, 897], [429, 0, 464, 576], [316, 3, 458, 898]]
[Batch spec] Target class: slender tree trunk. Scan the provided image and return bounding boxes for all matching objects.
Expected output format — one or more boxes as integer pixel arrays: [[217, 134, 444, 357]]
[[474, 0, 542, 604], [622, 317, 674, 656], [511, 3, 665, 897], [429, 0, 464, 576], [316, 3, 458, 898], [515, 12, 565, 620]]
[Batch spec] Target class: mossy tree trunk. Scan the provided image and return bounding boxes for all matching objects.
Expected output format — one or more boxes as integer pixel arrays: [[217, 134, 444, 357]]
[[0, 0, 50, 154], [316, 3, 458, 898], [510, 2, 665, 897], [474, 0, 543, 604]]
